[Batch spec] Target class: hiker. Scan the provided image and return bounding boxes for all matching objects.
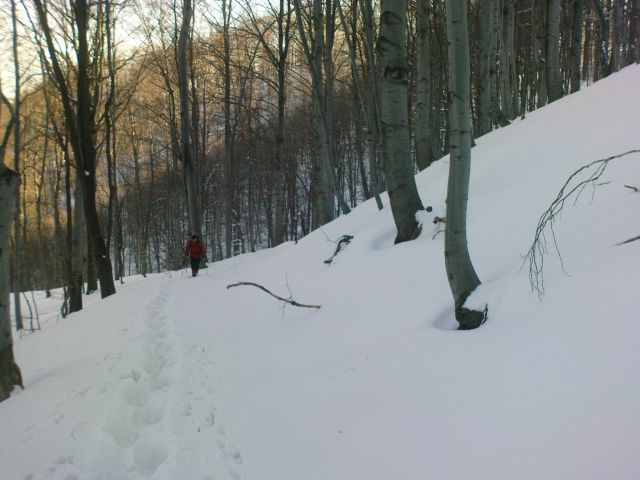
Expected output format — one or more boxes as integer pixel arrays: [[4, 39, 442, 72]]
[[183, 234, 206, 277]]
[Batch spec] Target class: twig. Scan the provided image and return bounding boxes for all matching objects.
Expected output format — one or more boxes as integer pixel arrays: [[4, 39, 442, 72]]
[[624, 184, 639, 192], [227, 282, 321, 309], [523, 149, 640, 297], [618, 235, 640, 245]]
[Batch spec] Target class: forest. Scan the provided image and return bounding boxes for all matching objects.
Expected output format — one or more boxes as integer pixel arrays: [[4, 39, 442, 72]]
[[0, 0, 639, 400]]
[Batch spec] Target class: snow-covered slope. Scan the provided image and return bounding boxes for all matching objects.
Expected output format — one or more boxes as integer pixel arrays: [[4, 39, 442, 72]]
[[2, 66, 639, 480]]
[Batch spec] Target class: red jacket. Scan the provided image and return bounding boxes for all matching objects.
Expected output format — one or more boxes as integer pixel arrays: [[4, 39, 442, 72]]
[[184, 239, 206, 259]]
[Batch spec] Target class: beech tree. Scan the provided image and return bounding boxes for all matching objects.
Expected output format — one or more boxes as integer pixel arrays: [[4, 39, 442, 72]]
[[377, 0, 423, 243], [1, 0, 637, 303], [414, 0, 432, 170], [444, 0, 485, 329], [547, 0, 564, 102]]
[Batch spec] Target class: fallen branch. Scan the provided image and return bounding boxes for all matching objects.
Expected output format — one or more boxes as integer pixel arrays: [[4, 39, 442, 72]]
[[523, 149, 640, 297], [226, 282, 321, 309], [618, 234, 640, 245], [324, 235, 354, 264]]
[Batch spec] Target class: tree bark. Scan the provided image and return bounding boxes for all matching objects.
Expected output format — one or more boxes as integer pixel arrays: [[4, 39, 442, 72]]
[[547, 0, 564, 102], [477, 0, 497, 136], [360, 0, 384, 210], [222, 0, 234, 257], [378, 0, 424, 243], [609, 0, 623, 72], [500, 0, 517, 119], [591, 0, 610, 79], [445, 0, 484, 330], [72, 183, 87, 303], [628, 0, 639, 66], [10, 0, 23, 331], [0, 165, 23, 401], [570, 0, 584, 93], [415, 0, 433, 170]]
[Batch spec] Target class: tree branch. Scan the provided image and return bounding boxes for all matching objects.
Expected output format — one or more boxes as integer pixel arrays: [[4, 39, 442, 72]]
[[227, 282, 321, 309], [524, 149, 640, 297]]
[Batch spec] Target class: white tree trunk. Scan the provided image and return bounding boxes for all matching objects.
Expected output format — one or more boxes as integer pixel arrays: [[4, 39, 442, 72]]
[[445, 0, 485, 329], [378, 0, 424, 243]]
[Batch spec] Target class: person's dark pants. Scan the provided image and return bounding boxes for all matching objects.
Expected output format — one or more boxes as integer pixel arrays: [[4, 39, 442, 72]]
[[190, 257, 201, 276]]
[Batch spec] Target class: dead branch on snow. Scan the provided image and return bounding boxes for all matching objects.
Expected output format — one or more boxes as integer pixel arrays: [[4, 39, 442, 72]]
[[226, 282, 321, 309], [523, 149, 640, 298]]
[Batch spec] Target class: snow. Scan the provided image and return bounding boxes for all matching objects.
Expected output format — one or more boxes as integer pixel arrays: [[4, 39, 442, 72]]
[[2, 65, 639, 480]]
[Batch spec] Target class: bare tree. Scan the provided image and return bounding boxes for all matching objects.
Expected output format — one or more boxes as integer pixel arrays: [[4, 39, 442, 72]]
[[444, 0, 485, 329], [293, 0, 351, 229], [547, 0, 564, 102], [178, 0, 203, 241], [415, 0, 433, 170], [33, 0, 116, 298], [377, 0, 424, 243], [477, 0, 498, 135], [242, 0, 295, 246], [0, 85, 23, 401], [9, 0, 24, 330]]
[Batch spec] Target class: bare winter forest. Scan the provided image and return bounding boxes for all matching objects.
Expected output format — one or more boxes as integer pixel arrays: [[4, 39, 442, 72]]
[[0, 0, 638, 399]]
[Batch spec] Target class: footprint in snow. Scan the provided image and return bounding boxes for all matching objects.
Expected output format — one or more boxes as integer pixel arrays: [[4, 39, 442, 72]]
[[132, 443, 168, 477]]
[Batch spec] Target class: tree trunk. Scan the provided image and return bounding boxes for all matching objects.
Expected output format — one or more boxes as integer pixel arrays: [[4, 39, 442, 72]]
[[628, 0, 639, 66], [591, 0, 610, 79], [0, 165, 23, 401], [179, 0, 203, 242], [73, 183, 87, 302], [570, 0, 584, 93], [378, 0, 424, 243], [415, 0, 433, 170], [500, 0, 517, 119], [547, 0, 564, 102], [477, 0, 496, 136], [75, 0, 116, 298], [445, 0, 484, 330], [582, 12, 592, 84], [607, 0, 622, 72], [293, 0, 335, 228], [10, 0, 23, 331], [55, 136, 81, 314], [222, 0, 234, 256], [361, 0, 384, 210], [312, 0, 335, 226], [272, 0, 290, 247]]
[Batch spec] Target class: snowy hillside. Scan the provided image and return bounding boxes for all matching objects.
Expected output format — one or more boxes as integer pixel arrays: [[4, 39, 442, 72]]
[[1, 65, 639, 480]]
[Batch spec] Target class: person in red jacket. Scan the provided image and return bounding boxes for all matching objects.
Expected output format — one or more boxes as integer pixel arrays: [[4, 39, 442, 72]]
[[183, 234, 206, 277]]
